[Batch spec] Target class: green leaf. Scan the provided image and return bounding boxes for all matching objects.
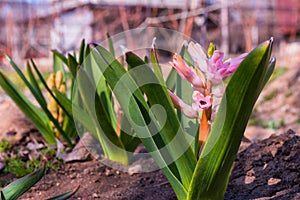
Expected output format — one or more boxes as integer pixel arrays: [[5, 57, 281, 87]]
[[179, 47, 199, 154], [75, 67, 128, 164], [262, 57, 276, 89], [1, 191, 5, 200], [53, 88, 95, 134], [46, 185, 80, 200], [79, 39, 85, 65], [6, 56, 70, 145], [95, 74, 117, 130], [187, 39, 274, 199], [150, 49, 164, 84], [106, 33, 115, 57], [166, 68, 177, 92], [52, 50, 68, 65], [6, 56, 48, 111], [180, 44, 194, 66], [119, 115, 140, 153], [52, 50, 67, 82], [0, 71, 55, 144], [67, 54, 78, 79], [26, 62, 47, 106], [1, 167, 45, 200]]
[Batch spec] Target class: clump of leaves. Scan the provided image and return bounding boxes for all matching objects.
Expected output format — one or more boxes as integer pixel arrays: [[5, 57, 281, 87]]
[[262, 89, 277, 102], [4, 148, 61, 178], [0, 39, 89, 148], [0, 140, 10, 152]]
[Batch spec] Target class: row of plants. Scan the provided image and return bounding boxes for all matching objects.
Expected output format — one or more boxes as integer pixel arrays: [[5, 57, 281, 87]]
[[0, 31, 275, 199]]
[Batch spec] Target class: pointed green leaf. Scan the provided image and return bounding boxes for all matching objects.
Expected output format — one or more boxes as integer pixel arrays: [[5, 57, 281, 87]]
[[52, 50, 68, 65], [46, 185, 80, 200], [52, 50, 67, 82], [150, 49, 164, 84], [106, 33, 115, 57], [79, 39, 85, 65], [119, 115, 140, 152], [166, 68, 177, 92], [53, 88, 95, 134], [75, 68, 128, 164], [67, 54, 78, 79], [2, 167, 45, 200], [262, 57, 276, 89], [26, 62, 47, 106]]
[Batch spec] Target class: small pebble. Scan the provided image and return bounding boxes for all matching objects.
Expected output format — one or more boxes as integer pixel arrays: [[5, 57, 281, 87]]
[[69, 173, 76, 179], [92, 193, 99, 198], [128, 164, 142, 175], [83, 168, 90, 175], [105, 169, 113, 176]]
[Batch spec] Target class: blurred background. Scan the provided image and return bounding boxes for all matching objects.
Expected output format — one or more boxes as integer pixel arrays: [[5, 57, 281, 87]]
[[0, 0, 299, 66], [0, 0, 299, 140]]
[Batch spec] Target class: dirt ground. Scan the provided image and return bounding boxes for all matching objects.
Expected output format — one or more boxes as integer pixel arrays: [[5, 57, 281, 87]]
[[13, 129, 299, 200]]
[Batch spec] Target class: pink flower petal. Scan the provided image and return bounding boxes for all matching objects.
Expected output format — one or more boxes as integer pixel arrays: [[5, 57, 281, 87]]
[[170, 54, 204, 90], [192, 91, 212, 111], [168, 90, 198, 119]]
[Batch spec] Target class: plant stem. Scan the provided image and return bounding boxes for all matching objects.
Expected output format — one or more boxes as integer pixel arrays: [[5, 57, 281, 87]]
[[198, 107, 211, 147], [198, 81, 212, 149]]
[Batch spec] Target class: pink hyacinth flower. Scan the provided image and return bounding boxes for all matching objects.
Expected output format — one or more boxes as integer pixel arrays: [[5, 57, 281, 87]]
[[188, 42, 247, 85], [218, 52, 248, 80], [209, 50, 248, 81], [168, 90, 198, 118], [170, 54, 204, 91], [192, 91, 212, 112]]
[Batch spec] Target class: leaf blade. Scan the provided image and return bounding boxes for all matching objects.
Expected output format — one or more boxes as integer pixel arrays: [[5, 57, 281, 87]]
[[2, 167, 45, 200]]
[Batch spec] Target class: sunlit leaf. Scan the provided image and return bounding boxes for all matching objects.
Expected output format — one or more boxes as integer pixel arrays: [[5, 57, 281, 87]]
[[1, 167, 45, 200]]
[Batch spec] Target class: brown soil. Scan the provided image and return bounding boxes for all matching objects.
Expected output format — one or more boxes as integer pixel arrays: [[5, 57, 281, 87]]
[[20, 161, 177, 200], [226, 129, 300, 200], [4, 129, 294, 200]]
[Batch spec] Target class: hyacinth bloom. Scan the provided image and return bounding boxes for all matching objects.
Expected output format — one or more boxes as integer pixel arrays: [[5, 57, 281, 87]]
[[168, 90, 198, 119], [192, 91, 212, 112], [207, 50, 248, 84], [169, 42, 247, 115], [169, 41, 247, 144], [170, 54, 204, 91], [188, 42, 248, 85]]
